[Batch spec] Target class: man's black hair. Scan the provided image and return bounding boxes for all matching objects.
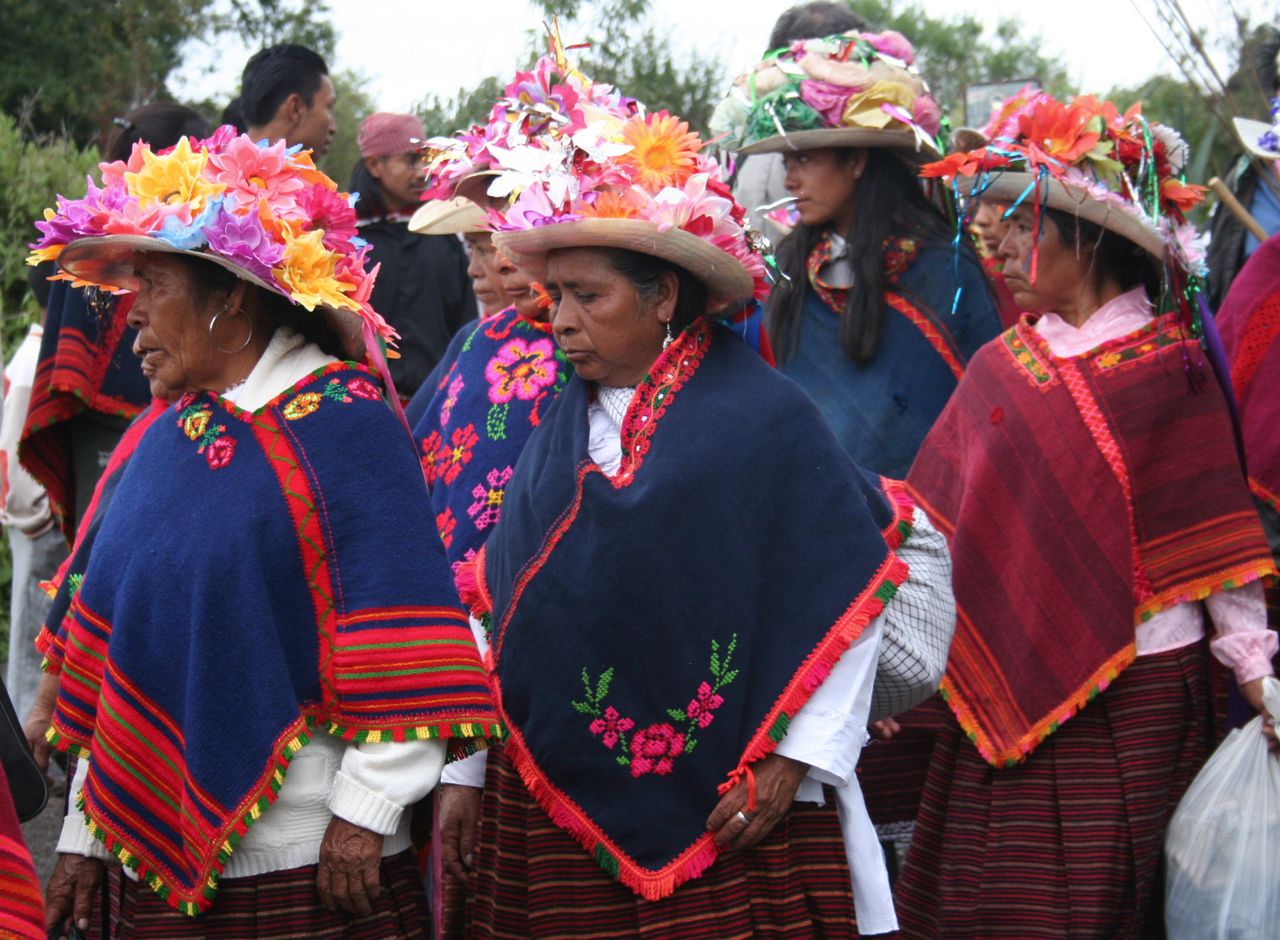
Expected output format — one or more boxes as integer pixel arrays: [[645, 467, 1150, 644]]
[[239, 43, 330, 128]]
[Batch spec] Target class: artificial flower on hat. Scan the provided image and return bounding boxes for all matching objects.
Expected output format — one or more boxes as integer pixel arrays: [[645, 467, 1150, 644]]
[[921, 91, 1207, 278], [709, 29, 942, 157], [419, 51, 638, 206], [28, 127, 393, 345]]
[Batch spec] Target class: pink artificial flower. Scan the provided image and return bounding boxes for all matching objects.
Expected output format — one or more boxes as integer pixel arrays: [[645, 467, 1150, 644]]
[[867, 30, 916, 65], [799, 80, 854, 127], [912, 95, 942, 136], [297, 184, 358, 252], [206, 137, 306, 217]]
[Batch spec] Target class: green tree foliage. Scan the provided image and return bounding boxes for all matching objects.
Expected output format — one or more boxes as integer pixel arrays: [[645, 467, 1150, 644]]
[[0, 0, 339, 149], [0, 0, 208, 146], [0, 114, 98, 350], [847, 0, 1071, 124], [318, 69, 379, 187], [417, 0, 724, 138]]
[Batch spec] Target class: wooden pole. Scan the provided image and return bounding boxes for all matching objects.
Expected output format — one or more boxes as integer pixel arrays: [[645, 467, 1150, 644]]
[[1209, 177, 1268, 242]]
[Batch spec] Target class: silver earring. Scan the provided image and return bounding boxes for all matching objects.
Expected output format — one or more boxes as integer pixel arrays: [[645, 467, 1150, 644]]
[[662, 322, 673, 349], [209, 305, 254, 355]]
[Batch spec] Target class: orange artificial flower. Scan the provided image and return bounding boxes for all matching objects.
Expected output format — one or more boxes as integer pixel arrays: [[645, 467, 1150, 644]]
[[919, 148, 1010, 181], [1017, 97, 1103, 165], [580, 189, 646, 219], [617, 111, 702, 192], [1160, 177, 1207, 214]]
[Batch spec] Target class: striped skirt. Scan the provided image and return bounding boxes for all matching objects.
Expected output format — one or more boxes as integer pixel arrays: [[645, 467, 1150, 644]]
[[107, 850, 429, 938], [894, 642, 1215, 939], [465, 746, 857, 939]]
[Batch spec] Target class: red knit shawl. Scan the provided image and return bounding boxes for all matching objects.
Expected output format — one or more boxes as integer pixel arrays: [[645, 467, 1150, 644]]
[[1216, 232, 1280, 509], [907, 314, 1275, 766]]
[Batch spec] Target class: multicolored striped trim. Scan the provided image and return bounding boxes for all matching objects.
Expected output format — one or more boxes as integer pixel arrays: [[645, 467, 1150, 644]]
[[941, 637, 1137, 768], [0, 833, 44, 939], [884, 292, 966, 382]]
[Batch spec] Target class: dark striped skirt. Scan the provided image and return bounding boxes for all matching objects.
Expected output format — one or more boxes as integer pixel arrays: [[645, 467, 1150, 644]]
[[465, 746, 857, 939], [894, 642, 1214, 939], [107, 849, 429, 938]]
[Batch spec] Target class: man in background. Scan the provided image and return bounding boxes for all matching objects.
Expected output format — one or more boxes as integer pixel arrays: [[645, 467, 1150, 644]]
[[240, 43, 337, 157]]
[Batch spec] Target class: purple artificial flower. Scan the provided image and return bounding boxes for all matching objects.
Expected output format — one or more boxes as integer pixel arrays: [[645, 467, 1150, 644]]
[[202, 207, 286, 284], [31, 177, 128, 248]]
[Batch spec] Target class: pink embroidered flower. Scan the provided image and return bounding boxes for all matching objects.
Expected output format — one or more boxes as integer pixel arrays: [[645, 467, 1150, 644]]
[[204, 435, 236, 470], [436, 508, 456, 548], [467, 466, 513, 530], [484, 338, 558, 404], [588, 706, 635, 749], [685, 681, 724, 729], [439, 374, 465, 427], [437, 424, 479, 485], [345, 377, 381, 401], [629, 723, 685, 777]]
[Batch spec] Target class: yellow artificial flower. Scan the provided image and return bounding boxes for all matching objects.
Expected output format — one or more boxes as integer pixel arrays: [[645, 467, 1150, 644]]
[[273, 228, 353, 311], [617, 112, 702, 192], [840, 81, 916, 130], [126, 137, 221, 211]]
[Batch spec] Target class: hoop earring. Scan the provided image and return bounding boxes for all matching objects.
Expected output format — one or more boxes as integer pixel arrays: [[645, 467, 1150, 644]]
[[662, 322, 674, 350], [209, 305, 254, 355]]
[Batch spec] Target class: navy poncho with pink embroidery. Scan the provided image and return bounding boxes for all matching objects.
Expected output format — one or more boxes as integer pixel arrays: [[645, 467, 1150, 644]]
[[462, 320, 913, 900]]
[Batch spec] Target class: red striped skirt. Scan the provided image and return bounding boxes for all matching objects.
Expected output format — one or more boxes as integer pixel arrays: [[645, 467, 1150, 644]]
[[894, 642, 1214, 939], [107, 850, 428, 938], [465, 746, 857, 939]]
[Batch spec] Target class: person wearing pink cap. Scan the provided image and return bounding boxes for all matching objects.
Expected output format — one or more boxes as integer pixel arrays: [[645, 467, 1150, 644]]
[[350, 113, 475, 399]]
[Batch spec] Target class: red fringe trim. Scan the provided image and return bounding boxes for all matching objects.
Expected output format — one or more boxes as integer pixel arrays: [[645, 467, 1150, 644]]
[[493, 550, 911, 900], [454, 548, 492, 618]]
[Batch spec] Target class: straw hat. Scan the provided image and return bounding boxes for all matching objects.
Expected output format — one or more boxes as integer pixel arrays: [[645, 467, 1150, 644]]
[[409, 196, 488, 236], [711, 30, 942, 160], [29, 126, 389, 359], [1232, 115, 1280, 162], [494, 218, 756, 302], [921, 91, 1206, 273]]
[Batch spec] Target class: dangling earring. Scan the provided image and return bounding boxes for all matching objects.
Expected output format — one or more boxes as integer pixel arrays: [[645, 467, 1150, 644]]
[[209, 304, 254, 355], [662, 322, 674, 350]]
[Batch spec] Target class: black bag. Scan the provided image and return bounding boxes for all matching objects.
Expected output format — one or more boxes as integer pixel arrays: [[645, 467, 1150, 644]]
[[0, 674, 47, 822]]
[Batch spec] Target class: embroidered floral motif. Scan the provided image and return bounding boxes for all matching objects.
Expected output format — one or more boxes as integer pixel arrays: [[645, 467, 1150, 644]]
[[616, 320, 710, 479], [467, 466, 513, 530], [882, 236, 919, 283], [436, 508, 456, 549], [420, 431, 443, 485], [436, 424, 479, 485], [1091, 319, 1187, 373], [176, 400, 237, 470], [283, 376, 380, 420], [439, 374, 465, 428], [572, 634, 739, 778], [486, 337, 558, 404], [1001, 326, 1055, 387]]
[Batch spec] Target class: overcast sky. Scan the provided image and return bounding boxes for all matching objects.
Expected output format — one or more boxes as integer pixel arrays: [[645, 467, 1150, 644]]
[[170, 0, 1252, 115]]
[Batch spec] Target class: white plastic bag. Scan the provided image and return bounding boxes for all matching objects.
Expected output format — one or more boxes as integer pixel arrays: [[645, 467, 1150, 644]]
[[1165, 675, 1280, 939]]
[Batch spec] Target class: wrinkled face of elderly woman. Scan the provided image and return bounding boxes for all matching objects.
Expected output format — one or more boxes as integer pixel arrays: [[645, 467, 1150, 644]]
[[997, 204, 1098, 319], [126, 254, 245, 397], [544, 247, 676, 389]]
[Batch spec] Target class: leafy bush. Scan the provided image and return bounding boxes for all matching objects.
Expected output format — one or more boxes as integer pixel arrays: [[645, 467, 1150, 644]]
[[0, 113, 98, 352]]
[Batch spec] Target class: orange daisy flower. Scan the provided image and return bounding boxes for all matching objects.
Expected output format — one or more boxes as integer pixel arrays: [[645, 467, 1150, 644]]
[[580, 189, 647, 219], [617, 111, 702, 192]]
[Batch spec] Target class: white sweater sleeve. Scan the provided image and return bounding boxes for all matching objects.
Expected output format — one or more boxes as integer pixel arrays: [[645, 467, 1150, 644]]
[[329, 738, 447, 835], [56, 758, 111, 860]]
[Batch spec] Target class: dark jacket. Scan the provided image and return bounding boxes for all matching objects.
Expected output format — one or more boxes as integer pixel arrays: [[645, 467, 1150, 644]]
[[359, 214, 476, 398]]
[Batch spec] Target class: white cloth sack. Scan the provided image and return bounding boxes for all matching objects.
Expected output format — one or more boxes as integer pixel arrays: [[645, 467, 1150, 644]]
[[1165, 675, 1280, 939]]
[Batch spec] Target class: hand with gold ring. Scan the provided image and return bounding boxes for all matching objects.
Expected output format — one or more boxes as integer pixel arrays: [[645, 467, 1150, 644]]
[[705, 753, 809, 851]]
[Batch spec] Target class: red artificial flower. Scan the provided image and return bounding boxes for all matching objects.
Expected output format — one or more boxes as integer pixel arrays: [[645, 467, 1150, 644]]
[[919, 148, 1010, 181]]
